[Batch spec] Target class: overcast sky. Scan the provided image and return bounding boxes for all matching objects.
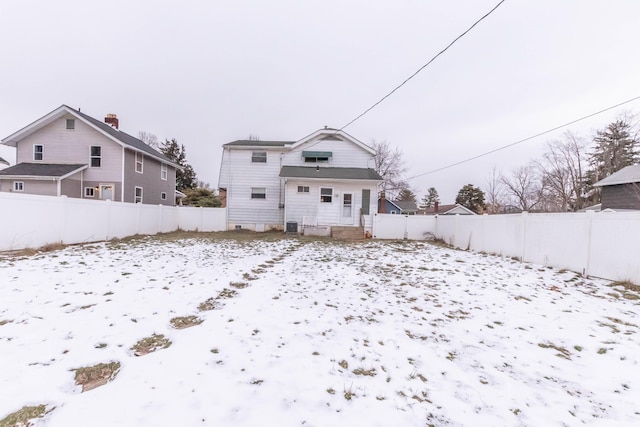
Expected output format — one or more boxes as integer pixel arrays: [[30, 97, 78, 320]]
[[1, 0, 639, 202]]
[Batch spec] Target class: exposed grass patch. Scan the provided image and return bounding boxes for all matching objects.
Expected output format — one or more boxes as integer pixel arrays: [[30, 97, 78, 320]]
[[229, 281, 249, 289], [94, 342, 108, 349], [170, 315, 203, 329], [131, 333, 172, 356], [0, 404, 48, 427], [538, 342, 571, 360], [338, 360, 349, 370], [217, 288, 238, 299], [73, 361, 121, 392], [352, 367, 377, 376], [0, 319, 13, 326], [198, 297, 217, 311]]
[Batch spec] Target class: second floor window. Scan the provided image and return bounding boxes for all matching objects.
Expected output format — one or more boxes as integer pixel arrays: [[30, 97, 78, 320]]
[[252, 151, 267, 163], [135, 152, 143, 173], [34, 145, 43, 161], [90, 146, 101, 167], [161, 163, 167, 180], [66, 119, 75, 129]]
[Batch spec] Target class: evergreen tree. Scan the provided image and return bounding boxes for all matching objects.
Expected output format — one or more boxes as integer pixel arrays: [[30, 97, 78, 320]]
[[455, 184, 486, 214], [420, 187, 440, 208], [160, 138, 197, 191], [396, 188, 417, 202], [585, 119, 639, 203], [182, 188, 221, 207]]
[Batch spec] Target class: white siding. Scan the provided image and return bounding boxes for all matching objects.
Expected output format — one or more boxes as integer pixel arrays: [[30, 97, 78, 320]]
[[284, 179, 378, 229], [282, 137, 375, 168], [223, 147, 286, 227]]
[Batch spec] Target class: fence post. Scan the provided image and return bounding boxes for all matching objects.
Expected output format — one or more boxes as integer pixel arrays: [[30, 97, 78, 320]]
[[105, 199, 112, 240], [521, 211, 528, 262], [584, 210, 594, 277]]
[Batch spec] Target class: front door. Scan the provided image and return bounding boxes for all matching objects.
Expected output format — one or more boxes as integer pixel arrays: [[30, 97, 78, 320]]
[[100, 184, 114, 201], [341, 192, 354, 225]]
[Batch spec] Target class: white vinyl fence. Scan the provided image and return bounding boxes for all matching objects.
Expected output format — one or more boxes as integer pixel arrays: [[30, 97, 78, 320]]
[[373, 211, 640, 285], [0, 192, 226, 251]]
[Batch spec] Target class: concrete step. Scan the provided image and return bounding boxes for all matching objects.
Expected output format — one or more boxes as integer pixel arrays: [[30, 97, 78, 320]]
[[331, 226, 365, 240]]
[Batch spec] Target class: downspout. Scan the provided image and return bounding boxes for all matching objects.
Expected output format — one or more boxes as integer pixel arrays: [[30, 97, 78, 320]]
[[57, 178, 61, 196], [121, 146, 126, 202]]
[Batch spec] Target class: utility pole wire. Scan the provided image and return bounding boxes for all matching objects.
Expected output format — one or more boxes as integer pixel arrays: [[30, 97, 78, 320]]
[[407, 94, 640, 180], [339, 0, 507, 131]]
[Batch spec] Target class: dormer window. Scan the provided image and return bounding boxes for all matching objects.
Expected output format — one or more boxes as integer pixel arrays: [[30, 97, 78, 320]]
[[302, 151, 332, 163], [66, 119, 75, 129]]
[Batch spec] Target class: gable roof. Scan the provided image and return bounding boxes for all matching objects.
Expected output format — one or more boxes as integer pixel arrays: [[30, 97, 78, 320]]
[[0, 163, 87, 179], [279, 166, 382, 181], [593, 164, 640, 187], [290, 129, 375, 154], [1, 105, 179, 168], [394, 200, 419, 212]]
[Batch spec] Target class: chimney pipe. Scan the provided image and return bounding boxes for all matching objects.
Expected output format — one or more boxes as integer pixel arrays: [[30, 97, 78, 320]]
[[434, 201, 439, 214], [105, 113, 119, 129], [378, 191, 386, 213]]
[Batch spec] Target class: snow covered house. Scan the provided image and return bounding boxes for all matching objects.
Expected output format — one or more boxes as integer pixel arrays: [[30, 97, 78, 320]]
[[218, 128, 382, 235], [0, 105, 180, 205]]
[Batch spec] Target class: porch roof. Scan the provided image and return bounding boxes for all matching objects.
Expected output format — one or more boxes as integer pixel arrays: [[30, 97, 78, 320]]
[[279, 166, 382, 181], [0, 162, 88, 179]]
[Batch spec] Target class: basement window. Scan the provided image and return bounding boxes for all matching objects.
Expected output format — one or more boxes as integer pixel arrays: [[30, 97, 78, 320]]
[[251, 187, 266, 199]]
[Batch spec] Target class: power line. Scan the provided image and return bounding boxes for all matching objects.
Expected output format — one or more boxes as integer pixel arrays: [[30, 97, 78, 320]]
[[407, 94, 640, 180], [339, 0, 507, 132]]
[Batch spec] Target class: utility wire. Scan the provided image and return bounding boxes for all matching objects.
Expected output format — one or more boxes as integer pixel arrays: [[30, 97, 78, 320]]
[[339, 0, 507, 132], [407, 94, 640, 180]]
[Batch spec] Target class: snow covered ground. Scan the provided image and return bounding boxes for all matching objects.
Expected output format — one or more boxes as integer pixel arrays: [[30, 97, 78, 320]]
[[1, 234, 639, 426]]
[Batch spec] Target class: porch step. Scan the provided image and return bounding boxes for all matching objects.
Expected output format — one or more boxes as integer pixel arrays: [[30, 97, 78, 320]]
[[331, 226, 365, 240]]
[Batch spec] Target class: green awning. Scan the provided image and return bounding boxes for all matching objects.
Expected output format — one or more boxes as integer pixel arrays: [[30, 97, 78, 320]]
[[302, 151, 332, 158]]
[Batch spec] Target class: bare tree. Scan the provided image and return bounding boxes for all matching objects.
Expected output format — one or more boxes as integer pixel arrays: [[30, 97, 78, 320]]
[[138, 131, 159, 149], [372, 140, 408, 200], [484, 166, 506, 214], [501, 165, 545, 211]]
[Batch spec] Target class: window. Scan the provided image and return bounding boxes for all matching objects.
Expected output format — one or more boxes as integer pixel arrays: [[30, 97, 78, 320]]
[[161, 192, 167, 200], [66, 119, 75, 129], [34, 145, 43, 161], [302, 151, 332, 163], [161, 163, 167, 180], [252, 151, 267, 163], [135, 152, 143, 173], [85, 187, 95, 197], [251, 187, 266, 199], [13, 181, 24, 192], [135, 187, 143, 203], [320, 187, 333, 203], [90, 146, 101, 167], [297, 185, 310, 193]]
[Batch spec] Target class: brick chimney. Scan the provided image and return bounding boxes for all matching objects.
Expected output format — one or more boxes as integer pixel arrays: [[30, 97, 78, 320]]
[[378, 191, 386, 213], [434, 201, 439, 214], [104, 114, 119, 129]]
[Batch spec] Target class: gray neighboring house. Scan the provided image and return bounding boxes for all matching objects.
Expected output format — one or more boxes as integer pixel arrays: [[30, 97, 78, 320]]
[[593, 164, 640, 211], [0, 105, 180, 205]]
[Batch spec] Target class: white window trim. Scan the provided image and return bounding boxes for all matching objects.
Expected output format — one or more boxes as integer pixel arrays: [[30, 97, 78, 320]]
[[135, 152, 144, 174], [135, 186, 143, 203], [85, 187, 95, 198], [66, 118, 75, 130], [320, 187, 333, 203], [297, 185, 310, 193], [251, 151, 267, 163], [90, 145, 102, 168], [161, 192, 167, 200], [251, 187, 267, 199], [13, 181, 24, 192], [33, 144, 43, 161], [161, 163, 167, 180]]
